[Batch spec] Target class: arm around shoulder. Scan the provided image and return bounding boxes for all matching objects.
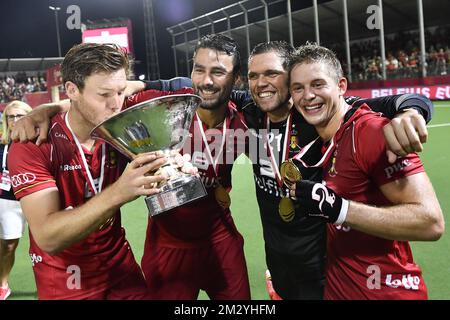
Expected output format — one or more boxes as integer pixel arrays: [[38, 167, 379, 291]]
[[16, 151, 169, 255], [10, 99, 70, 144]]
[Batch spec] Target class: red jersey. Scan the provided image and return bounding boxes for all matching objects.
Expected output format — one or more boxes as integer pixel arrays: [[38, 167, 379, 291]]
[[126, 89, 248, 247], [323, 105, 427, 300], [8, 113, 140, 299]]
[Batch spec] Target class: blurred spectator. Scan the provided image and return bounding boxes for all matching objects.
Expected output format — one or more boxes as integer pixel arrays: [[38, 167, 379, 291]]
[[326, 25, 450, 81], [386, 53, 399, 79], [435, 48, 447, 75], [0, 100, 33, 300], [0, 73, 47, 103]]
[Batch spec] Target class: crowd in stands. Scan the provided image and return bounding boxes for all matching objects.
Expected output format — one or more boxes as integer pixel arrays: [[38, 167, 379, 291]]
[[0, 73, 47, 103], [330, 25, 449, 81], [0, 26, 448, 100]]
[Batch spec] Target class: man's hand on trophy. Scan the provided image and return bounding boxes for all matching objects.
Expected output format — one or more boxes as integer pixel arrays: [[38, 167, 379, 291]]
[[111, 152, 168, 205]]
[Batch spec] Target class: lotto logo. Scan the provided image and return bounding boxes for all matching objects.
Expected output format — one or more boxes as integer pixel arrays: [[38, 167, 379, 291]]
[[54, 132, 69, 140], [11, 173, 36, 187], [386, 274, 420, 290], [367, 265, 421, 291]]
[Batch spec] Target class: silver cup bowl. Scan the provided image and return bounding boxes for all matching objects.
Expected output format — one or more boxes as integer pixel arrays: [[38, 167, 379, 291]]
[[90, 94, 207, 216]]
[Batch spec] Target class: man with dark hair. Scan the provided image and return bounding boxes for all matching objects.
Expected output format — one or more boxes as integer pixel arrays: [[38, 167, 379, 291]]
[[288, 43, 444, 299], [193, 33, 242, 76], [7, 43, 171, 300]]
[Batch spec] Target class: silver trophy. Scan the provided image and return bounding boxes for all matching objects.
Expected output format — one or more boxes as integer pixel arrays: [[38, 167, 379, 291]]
[[91, 94, 207, 216]]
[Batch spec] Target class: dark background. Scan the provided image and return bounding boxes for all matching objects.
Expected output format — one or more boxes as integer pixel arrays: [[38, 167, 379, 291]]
[[0, 0, 242, 78]]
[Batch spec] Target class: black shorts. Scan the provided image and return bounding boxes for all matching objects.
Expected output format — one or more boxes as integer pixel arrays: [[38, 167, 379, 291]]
[[265, 245, 325, 300]]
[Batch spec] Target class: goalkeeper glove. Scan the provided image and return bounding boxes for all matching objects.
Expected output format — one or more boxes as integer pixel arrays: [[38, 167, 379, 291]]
[[292, 180, 349, 225]]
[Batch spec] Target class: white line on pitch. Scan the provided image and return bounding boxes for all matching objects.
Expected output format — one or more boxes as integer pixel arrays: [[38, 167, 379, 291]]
[[427, 123, 450, 128]]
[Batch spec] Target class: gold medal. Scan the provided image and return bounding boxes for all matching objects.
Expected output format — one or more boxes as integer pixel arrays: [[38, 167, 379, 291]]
[[280, 160, 302, 187], [278, 197, 295, 222], [215, 184, 231, 209]]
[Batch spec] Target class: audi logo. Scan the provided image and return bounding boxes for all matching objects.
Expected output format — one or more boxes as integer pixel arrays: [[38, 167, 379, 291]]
[[11, 173, 37, 188]]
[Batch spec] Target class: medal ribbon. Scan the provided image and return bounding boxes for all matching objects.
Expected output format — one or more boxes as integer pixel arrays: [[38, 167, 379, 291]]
[[196, 112, 228, 178], [265, 113, 292, 188], [292, 136, 335, 168], [293, 104, 351, 168], [65, 112, 106, 195]]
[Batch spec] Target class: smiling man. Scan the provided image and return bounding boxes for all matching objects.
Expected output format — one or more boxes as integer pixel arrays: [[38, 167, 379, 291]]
[[126, 34, 251, 300], [240, 41, 436, 300]]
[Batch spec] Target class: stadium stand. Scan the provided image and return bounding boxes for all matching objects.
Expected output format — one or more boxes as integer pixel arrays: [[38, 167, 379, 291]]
[[0, 74, 47, 103]]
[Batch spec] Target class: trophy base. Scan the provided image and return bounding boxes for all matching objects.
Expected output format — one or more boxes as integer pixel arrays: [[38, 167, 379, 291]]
[[145, 175, 207, 216]]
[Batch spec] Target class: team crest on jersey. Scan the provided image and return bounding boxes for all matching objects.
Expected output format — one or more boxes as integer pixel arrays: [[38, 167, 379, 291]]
[[328, 150, 338, 177], [290, 136, 300, 151]]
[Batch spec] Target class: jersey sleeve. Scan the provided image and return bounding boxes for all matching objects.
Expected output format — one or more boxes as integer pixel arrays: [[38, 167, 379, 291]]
[[124, 87, 194, 108], [7, 142, 56, 199], [144, 77, 192, 91], [351, 94, 433, 123], [354, 115, 424, 187]]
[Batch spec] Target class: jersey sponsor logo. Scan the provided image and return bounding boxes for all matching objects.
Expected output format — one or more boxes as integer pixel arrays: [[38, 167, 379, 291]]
[[311, 183, 336, 212], [198, 173, 219, 189], [30, 253, 43, 266], [328, 154, 338, 177], [254, 174, 282, 197], [61, 164, 82, 171], [384, 159, 412, 179], [385, 273, 421, 290], [258, 158, 275, 179], [11, 173, 36, 187], [54, 132, 69, 140], [367, 265, 421, 291]]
